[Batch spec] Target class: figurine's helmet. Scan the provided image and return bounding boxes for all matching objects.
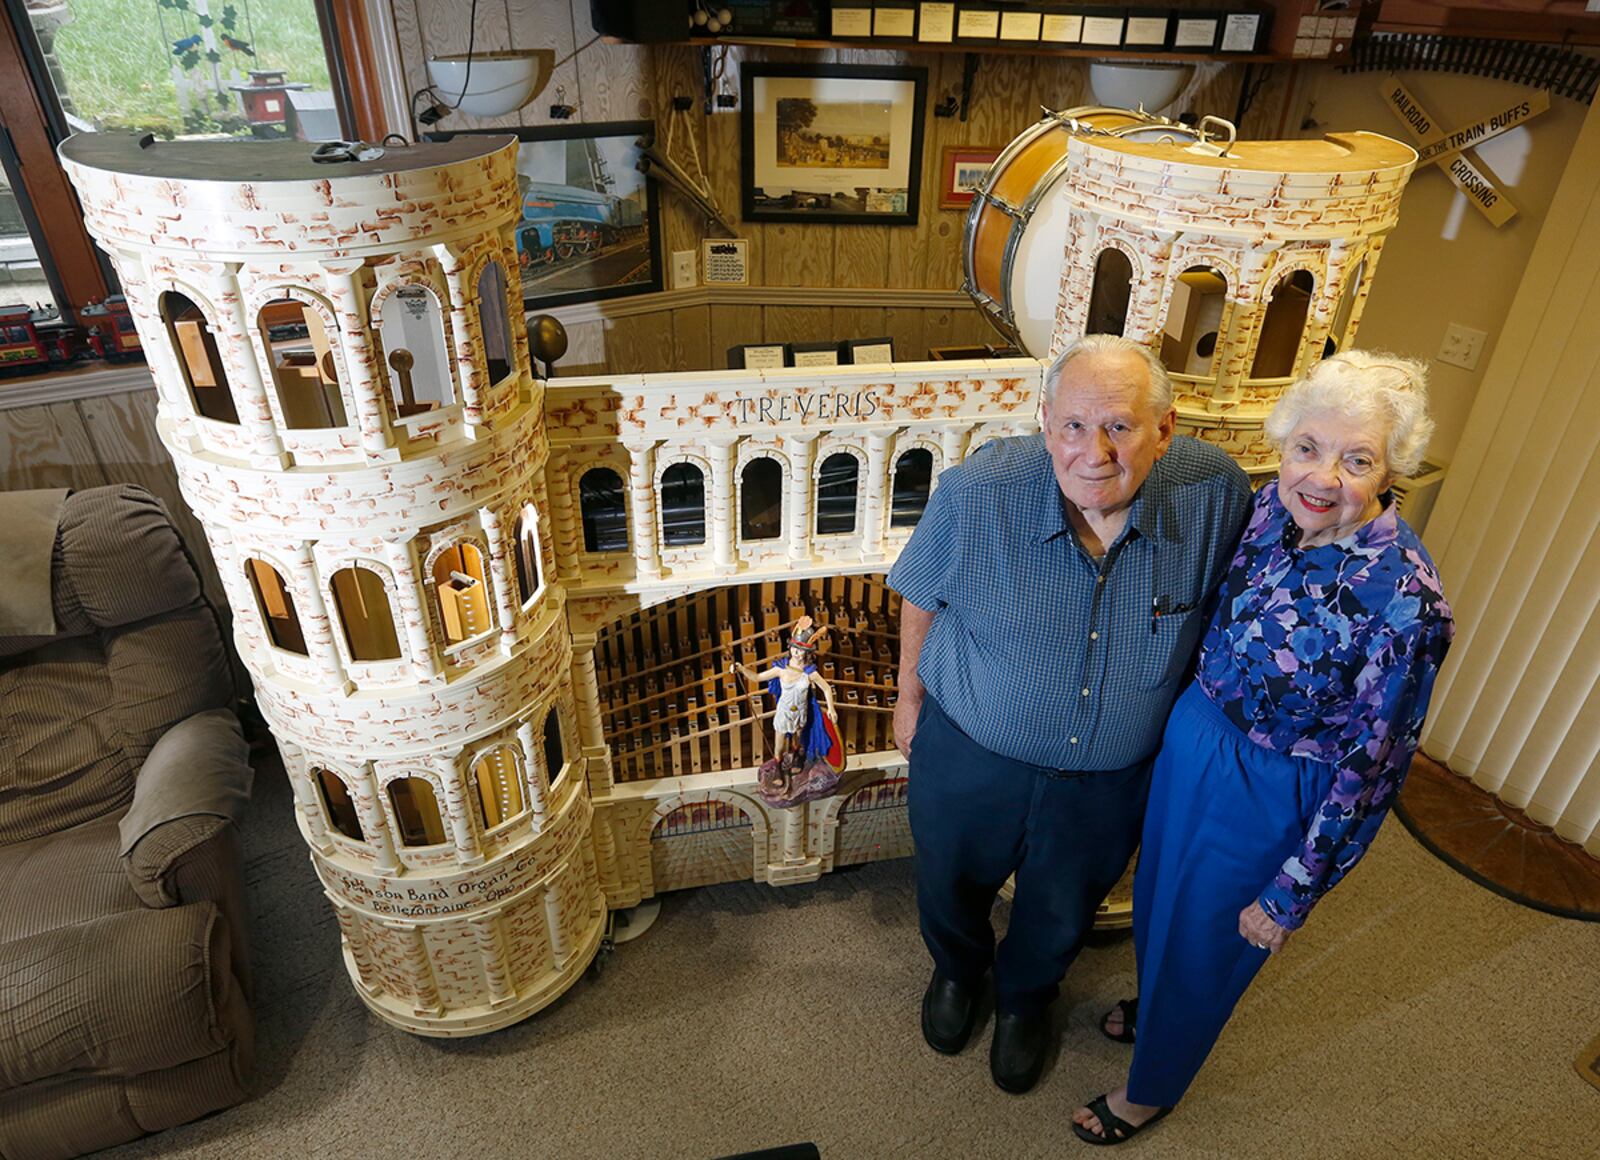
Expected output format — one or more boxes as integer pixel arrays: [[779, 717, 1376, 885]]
[[789, 615, 826, 655]]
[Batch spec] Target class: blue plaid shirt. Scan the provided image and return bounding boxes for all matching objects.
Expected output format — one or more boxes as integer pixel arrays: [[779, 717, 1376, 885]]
[[888, 434, 1251, 770]]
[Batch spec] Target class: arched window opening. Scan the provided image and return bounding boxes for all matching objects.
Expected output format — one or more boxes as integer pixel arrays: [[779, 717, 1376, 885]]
[[543, 708, 565, 788], [432, 543, 491, 645], [379, 285, 455, 418], [661, 463, 706, 546], [314, 767, 364, 841], [1251, 269, 1315, 379], [477, 260, 515, 385], [1086, 248, 1134, 337], [1325, 258, 1366, 359], [891, 449, 934, 528], [1159, 266, 1227, 379], [513, 507, 542, 604], [740, 457, 783, 540], [579, 467, 628, 553], [388, 776, 448, 847], [330, 566, 402, 662], [474, 746, 526, 829], [816, 452, 859, 535], [259, 297, 347, 428], [160, 291, 238, 424], [246, 558, 307, 655]]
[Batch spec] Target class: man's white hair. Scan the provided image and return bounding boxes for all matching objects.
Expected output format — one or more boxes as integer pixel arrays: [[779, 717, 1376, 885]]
[[1264, 350, 1434, 478], [1045, 334, 1175, 415]]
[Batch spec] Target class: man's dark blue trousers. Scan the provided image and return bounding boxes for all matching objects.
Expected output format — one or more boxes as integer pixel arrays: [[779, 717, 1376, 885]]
[[907, 695, 1152, 1018]]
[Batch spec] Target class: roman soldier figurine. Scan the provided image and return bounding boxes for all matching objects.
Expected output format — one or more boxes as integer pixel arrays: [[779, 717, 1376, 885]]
[[730, 615, 846, 806]]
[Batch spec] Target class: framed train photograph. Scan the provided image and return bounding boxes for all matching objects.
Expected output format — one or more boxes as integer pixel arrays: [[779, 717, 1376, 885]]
[[741, 63, 927, 226], [430, 122, 664, 310]]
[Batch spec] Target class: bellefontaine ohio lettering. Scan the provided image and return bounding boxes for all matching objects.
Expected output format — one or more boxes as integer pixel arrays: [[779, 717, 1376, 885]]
[[735, 389, 882, 425]]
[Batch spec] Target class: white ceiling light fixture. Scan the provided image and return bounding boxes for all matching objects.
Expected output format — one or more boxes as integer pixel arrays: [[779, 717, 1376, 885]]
[[426, 49, 555, 118], [1088, 61, 1195, 115]]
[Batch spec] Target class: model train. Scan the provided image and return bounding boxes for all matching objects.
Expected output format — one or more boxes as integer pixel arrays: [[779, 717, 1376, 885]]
[[0, 296, 143, 373], [516, 180, 645, 268]]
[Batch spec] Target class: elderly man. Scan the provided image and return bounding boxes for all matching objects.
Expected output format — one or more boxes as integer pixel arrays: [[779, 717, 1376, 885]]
[[886, 334, 1251, 1094]]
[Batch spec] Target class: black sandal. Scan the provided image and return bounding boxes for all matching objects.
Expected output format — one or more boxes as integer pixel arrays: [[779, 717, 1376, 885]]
[[1072, 1095, 1171, 1146], [1098, 998, 1137, 1044]]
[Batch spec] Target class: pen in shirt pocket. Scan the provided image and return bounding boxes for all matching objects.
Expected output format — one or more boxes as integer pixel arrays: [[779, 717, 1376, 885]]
[[1151, 595, 1197, 633]]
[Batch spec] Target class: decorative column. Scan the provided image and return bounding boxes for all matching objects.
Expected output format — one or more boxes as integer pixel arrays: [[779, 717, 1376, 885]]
[[333, 904, 384, 995], [785, 433, 816, 564], [394, 923, 444, 1016], [860, 428, 896, 563], [478, 504, 522, 652], [940, 424, 972, 472], [623, 438, 662, 582], [206, 263, 285, 464], [591, 812, 622, 896], [323, 259, 395, 455], [1341, 235, 1388, 347], [291, 542, 348, 689], [383, 539, 440, 682], [444, 756, 484, 867], [1212, 243, 1278, 410], [361, 762, 400, 876], [544, 454, 581, 581], [287, 771, 335, 855], [516, 718, 550, 830], [1124, 230, 1177, 345], [708, 434, 739, 575], [472, 912, 516, 1008], [437, 245, 486, 427], [782, 805, 807, 863], [544, 875, 571, 968]]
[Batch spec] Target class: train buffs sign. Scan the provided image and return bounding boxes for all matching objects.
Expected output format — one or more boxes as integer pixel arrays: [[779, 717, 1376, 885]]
[[1381, 77, 1551, 228]]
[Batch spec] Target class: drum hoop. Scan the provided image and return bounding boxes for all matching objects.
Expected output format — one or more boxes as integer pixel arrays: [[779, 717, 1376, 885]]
[[1019, 153, 1078, 219], [996, 217, 1032, 333], [977, 117, 1061, 198]]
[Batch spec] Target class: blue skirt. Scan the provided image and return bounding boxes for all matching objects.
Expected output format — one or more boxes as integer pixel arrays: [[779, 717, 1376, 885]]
[[1126, 682, 1335, 1108]]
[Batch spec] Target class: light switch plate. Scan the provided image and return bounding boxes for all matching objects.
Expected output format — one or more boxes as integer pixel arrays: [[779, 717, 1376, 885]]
[[1438, 323, 1488, 371], [672, 249, 696, 289]]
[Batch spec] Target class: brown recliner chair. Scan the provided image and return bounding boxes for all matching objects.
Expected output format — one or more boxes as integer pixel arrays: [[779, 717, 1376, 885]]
[[0, 484, 254, 1160]]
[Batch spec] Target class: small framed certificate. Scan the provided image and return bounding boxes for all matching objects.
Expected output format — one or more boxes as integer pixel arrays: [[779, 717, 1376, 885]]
[[789, 342, 842, 368], [1173, 17, 1221, 50], [956, 6, 1000, 40], [728, 343, 788, 370], [918, 1, 955, 41], [1080, 15, 1125, 45], [1123, 15, 1170, 48], [1220, 11, 1266, 52], [874, 5, 917, 37], [1040, 13, 1083, 43], [999, 10, 1042, 40], [831, 7, 874, 36], [845, 337, 896, 365]]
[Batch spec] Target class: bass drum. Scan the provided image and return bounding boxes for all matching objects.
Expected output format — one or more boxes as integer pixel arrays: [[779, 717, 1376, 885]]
[[963, 106, 1205, 358]]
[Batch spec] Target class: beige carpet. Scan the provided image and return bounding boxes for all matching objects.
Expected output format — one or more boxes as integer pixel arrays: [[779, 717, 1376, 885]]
[[103, 758, 1600, 1160]]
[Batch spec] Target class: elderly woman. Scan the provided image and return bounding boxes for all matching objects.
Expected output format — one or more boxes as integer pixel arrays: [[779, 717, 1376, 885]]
[[1072, 352, 1454, 1145]]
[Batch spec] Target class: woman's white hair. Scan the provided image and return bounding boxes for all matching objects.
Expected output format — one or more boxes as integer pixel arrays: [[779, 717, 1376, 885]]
[[1264, 350, 1434, 478], [1046, 334, 1174, 415]]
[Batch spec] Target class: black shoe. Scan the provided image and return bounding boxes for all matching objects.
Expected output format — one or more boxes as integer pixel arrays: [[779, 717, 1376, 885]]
[[920, 970, 979, 1054], [990, 1011, 1050, 1094]]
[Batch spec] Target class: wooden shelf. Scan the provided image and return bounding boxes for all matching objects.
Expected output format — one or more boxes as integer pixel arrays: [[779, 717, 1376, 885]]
[[667, 35, 1287, 65]]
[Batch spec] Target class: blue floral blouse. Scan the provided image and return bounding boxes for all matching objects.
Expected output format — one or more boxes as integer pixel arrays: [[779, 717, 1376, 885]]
[[1196, 482, 1454, 931]]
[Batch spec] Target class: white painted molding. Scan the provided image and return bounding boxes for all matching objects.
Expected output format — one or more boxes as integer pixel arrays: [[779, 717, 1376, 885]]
[[537, 284, 979, 326], [0, 363, 157, 411]]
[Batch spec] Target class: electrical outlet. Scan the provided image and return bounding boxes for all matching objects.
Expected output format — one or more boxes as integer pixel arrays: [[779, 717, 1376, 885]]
[[1438, 323, 1488, 371], [672, 249, 697, 290]]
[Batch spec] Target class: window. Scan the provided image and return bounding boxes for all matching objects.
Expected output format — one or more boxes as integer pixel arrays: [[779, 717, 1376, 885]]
[[161, 291, 239, 423], [579, 467, 628, 553], [890, 449, 933, 528], [246, 558, 307, 654], [477, 260, 514, 384], [1325, 259, 1365, 359], [740, 457, 783, 540], [330, 565, 402, 662], [661, 463, 706, 546], [513, 507, 542, 604], [474, 746, 525, 829], [259, 298, 346, 428], [314, 767, 364, 841], [543, 708, 565, 788], [388, 777, 448, 847], [432, 543, 491, 645], [1251, 269, 1315, 380], [816, 453, 859, 535], [1087, 248, 1134, 337], [1159, 266, 1227, 379], [379, 286, 455, 418]]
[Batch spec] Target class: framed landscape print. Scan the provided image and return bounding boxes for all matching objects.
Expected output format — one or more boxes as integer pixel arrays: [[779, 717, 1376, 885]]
[[741, 63, 928, 225], [939, 145, 1003, 209], [428, 122, 663, 310]]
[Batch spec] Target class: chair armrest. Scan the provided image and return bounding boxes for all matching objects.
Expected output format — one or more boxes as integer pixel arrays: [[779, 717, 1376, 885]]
[[120, 708, 255, 998]]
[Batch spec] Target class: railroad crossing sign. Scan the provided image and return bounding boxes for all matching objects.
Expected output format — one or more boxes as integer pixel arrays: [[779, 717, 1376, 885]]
[[1381, 77, 1551, 228]]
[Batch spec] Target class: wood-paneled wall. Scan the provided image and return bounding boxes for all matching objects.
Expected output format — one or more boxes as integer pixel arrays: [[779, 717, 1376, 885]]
[[387, 0, 1265, 295]]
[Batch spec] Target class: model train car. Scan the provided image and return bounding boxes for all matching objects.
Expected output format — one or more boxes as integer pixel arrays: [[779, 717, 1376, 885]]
[[0, 296, 143, 374]]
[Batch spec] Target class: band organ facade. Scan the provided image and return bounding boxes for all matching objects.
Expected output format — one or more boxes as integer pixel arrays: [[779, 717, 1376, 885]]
[[62, 118, 1416, 1036]]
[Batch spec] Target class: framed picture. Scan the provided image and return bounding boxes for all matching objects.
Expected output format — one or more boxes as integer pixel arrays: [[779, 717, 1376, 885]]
[[939, 145, 1003, 210], [428, 122, 663, 310], [741, 63, 928, 225]]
